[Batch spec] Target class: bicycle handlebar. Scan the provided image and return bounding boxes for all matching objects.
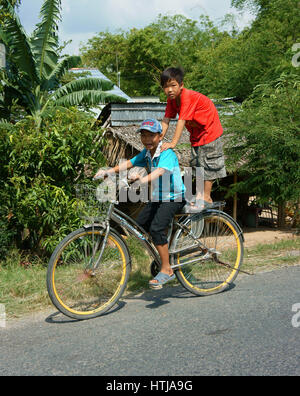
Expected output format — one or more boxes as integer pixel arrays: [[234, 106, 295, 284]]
[[93, 175, 141, 192]]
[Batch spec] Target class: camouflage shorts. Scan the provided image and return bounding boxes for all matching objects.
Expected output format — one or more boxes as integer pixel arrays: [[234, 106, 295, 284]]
[[190, 136, 227, 181]]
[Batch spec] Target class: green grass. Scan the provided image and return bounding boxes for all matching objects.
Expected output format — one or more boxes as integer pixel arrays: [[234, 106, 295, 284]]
[[0, 237, 153, 319], [242, 238, 300, 274], [125, 236, 153, 292], [0, 251, 50, 318], [0, 236, 299, 319]]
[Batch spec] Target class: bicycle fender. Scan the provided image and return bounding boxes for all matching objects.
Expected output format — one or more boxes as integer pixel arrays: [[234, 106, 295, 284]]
[[179, 210, 245, 243], [83, 223, 105, 229], [82, 224, 132, 264]]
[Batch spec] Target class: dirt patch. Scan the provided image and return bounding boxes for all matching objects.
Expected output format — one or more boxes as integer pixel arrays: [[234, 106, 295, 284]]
[[243, 228, 297, 248]]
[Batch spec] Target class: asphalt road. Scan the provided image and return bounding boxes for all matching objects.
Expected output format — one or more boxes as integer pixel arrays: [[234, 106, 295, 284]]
[[1, 266, 299, 377]]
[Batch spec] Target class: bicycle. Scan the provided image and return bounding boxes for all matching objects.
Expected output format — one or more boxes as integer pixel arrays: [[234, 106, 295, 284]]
[[47, 178, 246, 320]]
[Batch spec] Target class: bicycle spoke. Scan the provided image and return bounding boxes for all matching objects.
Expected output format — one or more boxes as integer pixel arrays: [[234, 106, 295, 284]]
[[48, 228, 129, 318], [173, 212, 244, 295]]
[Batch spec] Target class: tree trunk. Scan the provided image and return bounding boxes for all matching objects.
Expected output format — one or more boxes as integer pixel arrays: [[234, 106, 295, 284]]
[[277, 201, 286, 228]]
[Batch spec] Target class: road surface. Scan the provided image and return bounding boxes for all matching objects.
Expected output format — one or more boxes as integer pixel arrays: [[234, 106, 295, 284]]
[[1, 266, 299, 376]]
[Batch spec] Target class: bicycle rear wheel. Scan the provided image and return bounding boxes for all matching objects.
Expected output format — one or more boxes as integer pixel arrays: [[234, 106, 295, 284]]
[[172, 211, 243, 296], [47, 226, 131, 320]]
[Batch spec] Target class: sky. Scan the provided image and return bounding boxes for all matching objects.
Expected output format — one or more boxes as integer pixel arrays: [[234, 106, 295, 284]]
[[17, 0, 255, 55]]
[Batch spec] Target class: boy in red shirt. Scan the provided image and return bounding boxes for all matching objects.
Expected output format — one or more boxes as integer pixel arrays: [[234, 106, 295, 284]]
[[160, 67, 226, 210]]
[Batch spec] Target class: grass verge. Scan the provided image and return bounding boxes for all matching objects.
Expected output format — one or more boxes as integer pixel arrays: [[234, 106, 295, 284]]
[[242, 237, 300, 274], [0, 235, 299, 319]]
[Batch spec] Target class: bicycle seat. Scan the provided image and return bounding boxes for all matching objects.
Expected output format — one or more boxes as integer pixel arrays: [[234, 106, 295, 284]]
[[178, 201, 226, 214]]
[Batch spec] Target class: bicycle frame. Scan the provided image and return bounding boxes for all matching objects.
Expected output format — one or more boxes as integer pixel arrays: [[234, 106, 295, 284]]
[[111, 207, 200, 266], [112, 205, 162, 265], [84, 200, 188, 267], [84, 198, 247, 275], [170, 208, 250, 275], [110, 207, 197, 271]]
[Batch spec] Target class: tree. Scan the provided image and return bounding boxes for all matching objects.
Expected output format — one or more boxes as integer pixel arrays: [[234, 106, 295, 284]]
[[224, 73, 300, 223], [188, 0, 299, 100], [0, 106, 107, 253], [0, 0, 126, 128], [0, 0, 20, 16], [80, 14, 221, 97], [231, 0, 267, 13], [80, 31, 127, 87]]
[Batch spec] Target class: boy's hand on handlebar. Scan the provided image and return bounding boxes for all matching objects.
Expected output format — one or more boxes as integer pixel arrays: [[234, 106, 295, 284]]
[[128, 173, 142, 183], [93, 169, 108, 180]]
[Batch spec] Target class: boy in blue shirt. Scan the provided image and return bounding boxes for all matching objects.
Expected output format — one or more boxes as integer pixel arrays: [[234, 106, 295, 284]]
[[95, 119, 185, 288]]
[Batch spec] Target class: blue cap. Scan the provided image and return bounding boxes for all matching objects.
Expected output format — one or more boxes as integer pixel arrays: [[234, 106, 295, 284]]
[[137, 119, 162, 134]]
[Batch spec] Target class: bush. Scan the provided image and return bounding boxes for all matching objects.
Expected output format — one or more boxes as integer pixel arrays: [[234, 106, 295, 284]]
[[0, 208, 16, 258], [224, 73, 300, 207], [0, 107, 106, 255]]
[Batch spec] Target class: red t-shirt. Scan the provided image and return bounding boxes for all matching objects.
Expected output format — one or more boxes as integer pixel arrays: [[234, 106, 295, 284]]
[[164, 88, 223, 146]]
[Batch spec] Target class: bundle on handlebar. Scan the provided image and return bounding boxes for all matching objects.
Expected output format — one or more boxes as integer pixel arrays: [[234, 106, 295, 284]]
[[75, 184, 113, 223], [93, 174, 142, 191]]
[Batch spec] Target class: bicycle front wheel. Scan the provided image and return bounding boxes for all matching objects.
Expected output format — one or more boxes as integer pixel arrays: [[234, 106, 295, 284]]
[[47, 226, 131, 320], [172, 211, 244, 296]]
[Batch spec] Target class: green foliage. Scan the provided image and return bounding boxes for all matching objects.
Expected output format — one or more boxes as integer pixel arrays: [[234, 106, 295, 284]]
[[0, 207, 16, 258], [0, 107, 107, 254], [80, 14, 222, 97], [80, 1, 299, 102], [0, 0, 21, 25], [52, 77, 122, 106], [31, 0, 62, 80], [0, 0, 126, 128], [0, 0, 20, 7], [1, 0, 299, 260], [190, 0, 300, 99], [224, 73, 300, 205]]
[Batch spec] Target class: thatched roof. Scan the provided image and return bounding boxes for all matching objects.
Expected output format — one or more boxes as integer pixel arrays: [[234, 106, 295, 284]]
[[98, 102, 240, 171], [105, 123, 192, 166]]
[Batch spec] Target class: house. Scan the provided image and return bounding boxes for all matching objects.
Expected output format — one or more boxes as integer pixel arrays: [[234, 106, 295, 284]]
[[130, 96, 160, 103], [96, 101, 254, 223], [97, 99, 237, 168], [83, 84, 275, 228]]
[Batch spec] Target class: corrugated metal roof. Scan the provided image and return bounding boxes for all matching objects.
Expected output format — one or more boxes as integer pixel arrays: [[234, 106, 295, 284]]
[[99, 99, 237, 127], [69, 68, 131, 117], [109, 102, 178, 127]]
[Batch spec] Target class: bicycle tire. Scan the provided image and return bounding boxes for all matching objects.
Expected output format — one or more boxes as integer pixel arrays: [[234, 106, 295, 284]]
[[47, 226, 131, 320], [171, 211, 244, 296]]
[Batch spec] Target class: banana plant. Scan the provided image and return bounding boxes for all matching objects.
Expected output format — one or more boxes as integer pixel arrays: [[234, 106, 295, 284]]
[[0, 0, 126, 129]]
